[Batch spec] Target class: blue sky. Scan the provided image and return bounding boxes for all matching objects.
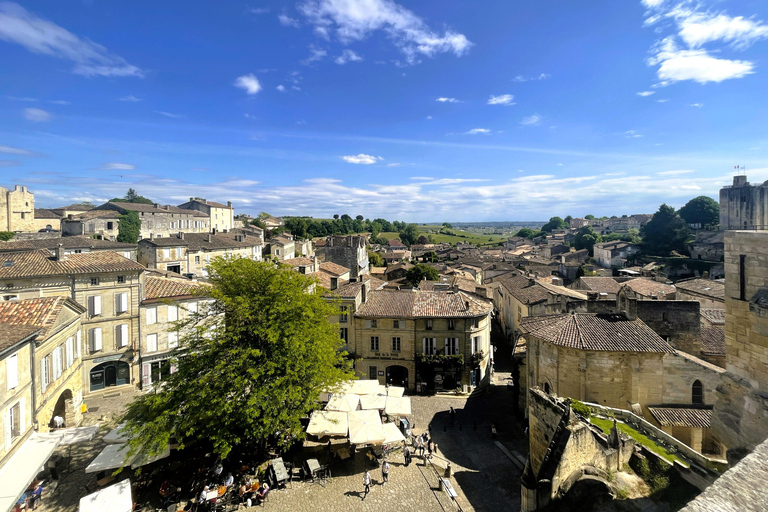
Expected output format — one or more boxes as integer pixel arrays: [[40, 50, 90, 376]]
[[2, 0, 768, 221]]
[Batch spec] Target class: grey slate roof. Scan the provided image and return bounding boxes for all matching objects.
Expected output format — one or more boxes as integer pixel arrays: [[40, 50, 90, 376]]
[[520, 313, 674, 353]]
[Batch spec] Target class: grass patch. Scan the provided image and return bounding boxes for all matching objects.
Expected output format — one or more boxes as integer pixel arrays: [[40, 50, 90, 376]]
[[378, 229, 507, 247], [590, 417, 686, 467]]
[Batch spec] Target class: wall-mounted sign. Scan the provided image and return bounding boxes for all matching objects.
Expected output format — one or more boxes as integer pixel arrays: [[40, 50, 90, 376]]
[[378, 371, 384, 376]]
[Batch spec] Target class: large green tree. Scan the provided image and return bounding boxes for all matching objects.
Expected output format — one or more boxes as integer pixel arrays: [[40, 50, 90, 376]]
[[574, 226, 602, 256], [678, 196, 719, 228], [399, 223, 420, 247], [122, 258, 352, 460], [109, 188, 154, 204], [540, 216, 567, 232], [640, 204, 691, 256], [116, 210, 141, 243], [406, 263, 439, 286]]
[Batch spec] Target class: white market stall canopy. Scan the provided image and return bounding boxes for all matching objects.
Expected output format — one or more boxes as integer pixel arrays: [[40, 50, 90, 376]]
[[56, 426, 99, 446], [0, 433, 61, 512], [103, 423, 129, 444], [385, 396, 412, 416], [359, 394, 387, 411], [86, 444, 132, 474], [306, 410, 349, 437], [79, 479, 132, 512], [130, 446, 171, 470], [350, 380, 381, 396], [387, 386, 405, 398], [326, 393, 360, 413], [348, 410, 386, 445], [382, 422, 406, 444]]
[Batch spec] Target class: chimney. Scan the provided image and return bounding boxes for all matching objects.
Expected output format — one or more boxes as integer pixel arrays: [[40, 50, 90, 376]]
[[154, 203, 160, 209], [67, 214, 74, 220], [14, 185, 20, 191], [178, 231, 184, 239], [361, 280, 368, 303], [149, 233, 154, 240], [227, 201, 232, 208], [330, 277, 338, 290], [54, 243, 66, 261], [207, 234, 212, 243]]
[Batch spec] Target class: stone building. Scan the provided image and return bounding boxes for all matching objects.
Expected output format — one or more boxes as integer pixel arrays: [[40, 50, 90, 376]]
[[177, 198, 235, 233], [60, 209, 122, 240], [137, 232, 263, 277], [0, 236, 136, 261], [265, 234, 295, 261], [521, 312, 725, 455], [325, 235, 369, 281], [349, 288, 493, 391], [711, 230, 768, 463], [719, 175, 768, 230], [0, 297, 86, 432], [593, 241, 640, 269], [0, 185, 35, 233], [675, 278, 725, 309], [618, 278, 676, 300], [0, 325, 37, 467], [139, 274, 211, 390], [91, 202, 210, 240], [0, 249, 146, 395]]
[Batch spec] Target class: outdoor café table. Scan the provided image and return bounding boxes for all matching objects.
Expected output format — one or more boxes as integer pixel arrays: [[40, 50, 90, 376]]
[[271, 458, 289, 488]]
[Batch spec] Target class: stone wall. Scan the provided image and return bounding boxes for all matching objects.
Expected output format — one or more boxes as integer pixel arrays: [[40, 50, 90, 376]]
[[637, 300, 702, 354], [719, 176, 768, 230], [711, 230, 768, 462], [325, 236, 369, 280], [1, 185, 36, 232]]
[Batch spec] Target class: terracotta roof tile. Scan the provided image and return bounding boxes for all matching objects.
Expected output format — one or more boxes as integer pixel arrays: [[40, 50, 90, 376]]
[[701, 326, 725, 356], [0, 325, 41, 352], [647, 406, 712, 428], [319, 261, 350, 276], [99, 202, 208, 216], [326, 277, 387, 299], [578, 277, 621, 294], [354, 290, 492, 319], [308, 270, 348, 290], [139, 232, 262, 250], [700, 309, 725, 325], [520, 313, 674, 353], [0, 296, 83, 340], [621, 278, 676, 298], [34, 208, 62, 219], [283, 257, 314, 267], [144, 276, 209, 300], [675, 278, 725, 301], [0, 236, 135, 253], [0, 250, 145, 279]]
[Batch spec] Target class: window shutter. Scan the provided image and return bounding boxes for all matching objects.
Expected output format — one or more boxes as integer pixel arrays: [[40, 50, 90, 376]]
[[4, 408, 11, 450], [189, 302, 198, 314], [52, 348, 60, 380], [89, 295, 102, 316], [147, 334, 158, 352], [76, 330, 82, 359], [121, 325, 129, 348], [422, 338, 427, 354], [168, 305, 178, 322], [146, 307, 157, 325], [168, 332, 179, 348], [115, 325, 122, 348], [19, 398, 25, 435], [365, 320, 371, 328], [66, 337, 74, 368], [119, 293, 128, 313], [142, 364, 151, 387], [401, 320, 406, 330], [41, 357, 49, 393], [7, 354, 18, 390], [93, 328, 103, 351]]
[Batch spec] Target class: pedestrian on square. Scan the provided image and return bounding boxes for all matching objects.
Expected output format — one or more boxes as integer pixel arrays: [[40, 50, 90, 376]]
[[449, 406, 456, 425], [381, 460, 390, 485], [404, 445, 412, 467], [427, 440, 434, 461], [362, 470, 371, 500]]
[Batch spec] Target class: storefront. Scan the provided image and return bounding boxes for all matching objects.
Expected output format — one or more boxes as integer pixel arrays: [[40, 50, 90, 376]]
[[140, 352, 178, 389], [89, 359, 131, 392]]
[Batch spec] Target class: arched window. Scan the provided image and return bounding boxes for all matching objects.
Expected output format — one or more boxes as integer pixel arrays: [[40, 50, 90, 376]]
[[692, 380, 703, 405], [544, 382, 551, 394]]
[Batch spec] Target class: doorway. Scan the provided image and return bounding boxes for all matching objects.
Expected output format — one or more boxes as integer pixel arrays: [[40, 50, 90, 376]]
[[386, 365, 409, 388]]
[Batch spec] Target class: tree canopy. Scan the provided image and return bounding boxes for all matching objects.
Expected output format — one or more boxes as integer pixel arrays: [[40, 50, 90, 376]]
[[574, 226, 602, 256], [122, 258, 353, 460], [116, 210, 141, 243], [0, 231, 14, 242], [678, 196, 719, 228], [398, 223, 420, 247], [368, 250, 385, 267], [640, 204, 691, 256], [109, 188, 154, 204], [405, 263, 439, 286], [540, 216, 567, 232]]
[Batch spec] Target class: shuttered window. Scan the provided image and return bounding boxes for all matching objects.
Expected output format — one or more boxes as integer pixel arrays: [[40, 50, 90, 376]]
[[146, 334, 158, 352], [116, 324, 129, 348], [422, 338, 436, 355], [90, 328, 103, 352], [88, 295, 102, 316], [168, 331, 179, 348], [41, 356, 50, 393], [52, 347, 62, 380], [146, 307, 157, 325], [65, 337, 74, 368], [168, 305, 178, 322], [7, 354, 19, 390], [115, 292, 128, 314]]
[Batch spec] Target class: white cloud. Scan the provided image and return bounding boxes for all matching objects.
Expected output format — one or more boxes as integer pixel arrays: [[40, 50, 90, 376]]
[[0, 144, 41, 156], [302, 45, 327, 64], [118, 95, 142, 102], [276, 85, 286, 92], [657, 169, 693, 175], [387, 163, 401, 167], [487, 94, 515, 106], [250, 8, 270, 14], [465, 128, 490, 135], [656, 98, 669, 102], [651, 45, 753, 84], [234, 73, 262, 94], [154, 110, 184, 119], [689, 103, 703, 107], [678, 12, 768, 50], [436, 97, 459, 103], [512, 73, 550, 82], [0, 3, 143, 77], [624, 130, 643, 138], [99, 162, 136, 170], [0, 160, 19, 167], [6, 95, 36, 101], [335, 49, 363, 64], [298, 0, 472, 64], [23, 107, 50, 122], [278, 14, 301, 27], [292, 85, 301, 91], [341, 154, 383, 164], [49, 99, 70, 105], [425, 115, 432, 119], [520, 114, 542, 126], [637, 91, 655, 96], [642, 0, 665, 8]]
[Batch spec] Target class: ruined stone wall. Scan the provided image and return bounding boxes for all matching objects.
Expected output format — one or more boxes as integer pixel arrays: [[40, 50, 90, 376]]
[[527, 388, 565, 477], [637, 300, 702, 355], [712, 230, 768, 460]]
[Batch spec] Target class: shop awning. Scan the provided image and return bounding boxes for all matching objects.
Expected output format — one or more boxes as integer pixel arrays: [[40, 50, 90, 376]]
[[79, 479, 132, 512], [359, 394, 387, 410], [325, 393, 360, 412], [0, 433, 61, 512], [56, 426, 99, 446], [385, 396, 412, 416], [103, 423, 129, 444], [382, 422, 405, 444], [350, 380, 380, 396], [85, 444, 132, 474], [306, 410, 349, 437], [348, 410, 386, 445]]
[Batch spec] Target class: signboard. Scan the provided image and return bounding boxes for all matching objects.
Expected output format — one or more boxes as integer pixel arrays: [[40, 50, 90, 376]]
[[378, 371, 384, 376], [92, 354, 124, 364]]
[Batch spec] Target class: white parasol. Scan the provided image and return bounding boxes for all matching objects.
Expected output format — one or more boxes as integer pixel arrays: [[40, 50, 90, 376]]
[[348, 410, 386, 445], [325, 393, 360, 412], [350, 379, 381, 395], [382, 422, 406, 444], [387, 386, 405, 398], [79, 479, 132, 512], [359, 394, 387, 410], [306, 410, 349, 437], [385, 396, 412, 416]]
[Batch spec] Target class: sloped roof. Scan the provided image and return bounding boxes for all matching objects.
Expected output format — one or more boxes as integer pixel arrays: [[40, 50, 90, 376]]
[[144, 276, 209, 300], [498, 275, 549, 305], [520, 313, 674, 353], [0, 236, 135, 253], [0, 250, 145, 279], [621, 278, 676, 298], [355, 289, 492, 319], [0, 325, 41, 352], [701, 326, 725, 356], [578, 277, 621, 294], [675, 278, 725, 301], [139, 232, 262, 250], [69, 210, 121, 220], [0, 296, 83, 340], [34, 208, 62, 219], [178, 199, 232, 209], [283, 257, 314, 267], [98, 202, 208, 217], [647, 406, 712, 428], [700, 309, 725, 325], [319, 261, 350, 276]]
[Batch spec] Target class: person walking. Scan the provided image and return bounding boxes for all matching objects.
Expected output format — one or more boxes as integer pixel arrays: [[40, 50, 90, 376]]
[[427, 440, 434, 461], [362, 470, 372, 500], [381, 460, 390, 485], [403, 445, 412, 467], [449, 406, 456, 425]]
